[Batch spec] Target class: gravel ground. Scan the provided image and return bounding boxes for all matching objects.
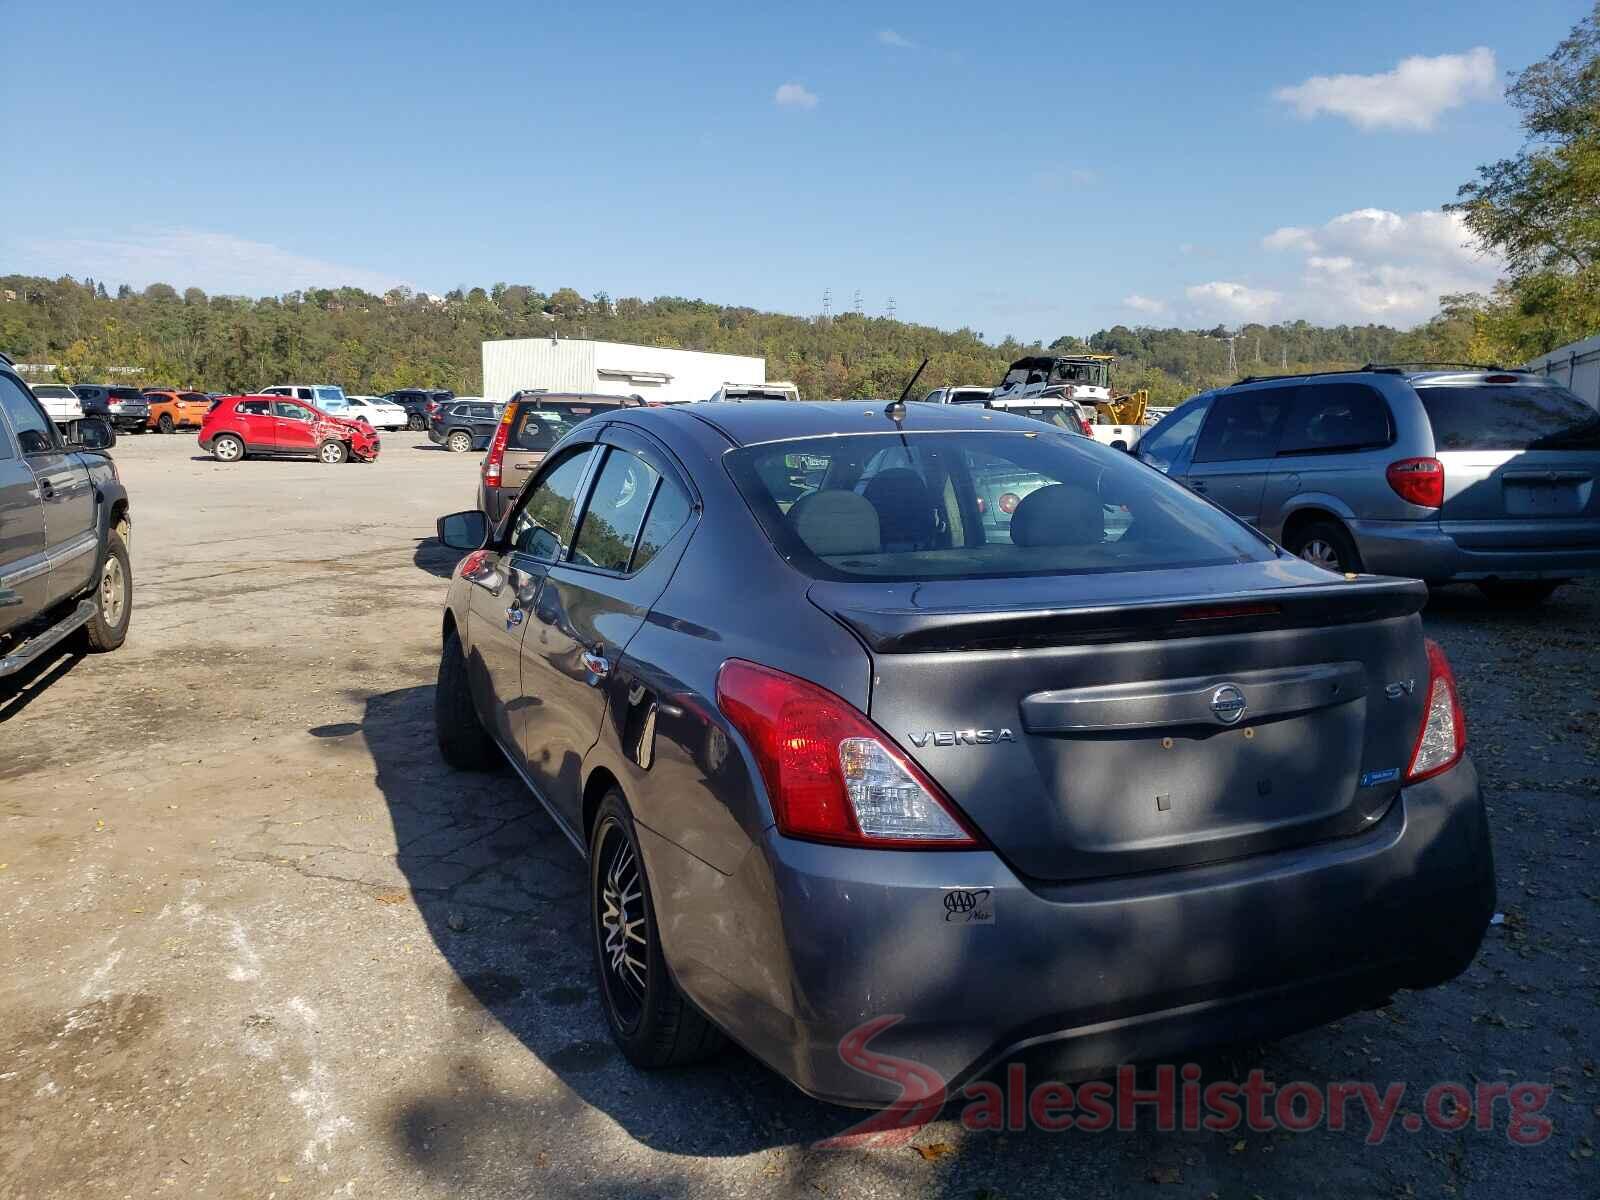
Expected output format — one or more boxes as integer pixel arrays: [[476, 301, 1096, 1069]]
[[1, 432, 1596, 1199]]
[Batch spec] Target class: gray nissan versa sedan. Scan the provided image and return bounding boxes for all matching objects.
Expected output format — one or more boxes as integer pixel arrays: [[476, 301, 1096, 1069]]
[[432, 400, 1494, 1108]]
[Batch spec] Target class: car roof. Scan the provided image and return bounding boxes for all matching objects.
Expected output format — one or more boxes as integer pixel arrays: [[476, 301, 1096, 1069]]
[[630, 399, 1056, 448]]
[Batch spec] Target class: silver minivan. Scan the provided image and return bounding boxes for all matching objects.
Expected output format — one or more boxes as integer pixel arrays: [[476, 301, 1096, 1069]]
[[1136, 367, 1600, 606]]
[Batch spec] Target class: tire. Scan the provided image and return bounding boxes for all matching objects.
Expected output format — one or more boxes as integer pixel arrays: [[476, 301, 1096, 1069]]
[[318, 439, 349, 465], [446, 430, 472, 454], [1477, 580, 1563, 608], [74, 530, 132, 654], [157, 413, 175, 434], [1285, 518, 1362, 574], [589, 791, 725, 1069], [408, 413, 426, 432], [435, 628, 498, 769], [212, 434, 245, 463]]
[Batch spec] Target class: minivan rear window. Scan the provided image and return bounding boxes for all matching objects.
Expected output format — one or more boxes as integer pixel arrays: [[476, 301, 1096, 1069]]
[[727, 431, 1271, 582], [109, 386, 145, 400], [1418, 384, 1600, 451]]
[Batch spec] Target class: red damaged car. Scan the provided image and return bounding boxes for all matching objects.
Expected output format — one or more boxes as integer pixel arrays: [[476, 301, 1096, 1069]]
[[198, 395, 380, 464]]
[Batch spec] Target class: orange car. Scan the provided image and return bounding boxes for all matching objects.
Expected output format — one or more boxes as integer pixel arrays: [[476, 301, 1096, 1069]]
[[143, 390, 214, 434]]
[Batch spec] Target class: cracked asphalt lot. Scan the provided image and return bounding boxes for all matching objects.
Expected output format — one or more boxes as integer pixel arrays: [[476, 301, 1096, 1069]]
[[2, 434, 1597, 1199]]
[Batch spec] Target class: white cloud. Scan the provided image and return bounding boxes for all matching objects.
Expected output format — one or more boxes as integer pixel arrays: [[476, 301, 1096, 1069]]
[[1122, 293, 1168, 315], [877, 29, 917, 49], [1274, 47, 1497, 132], [1185, 281, 1284, 322], [774, 82, 819, 110], [1261, 207, 1503, 323], [11, 228, 406, 296]]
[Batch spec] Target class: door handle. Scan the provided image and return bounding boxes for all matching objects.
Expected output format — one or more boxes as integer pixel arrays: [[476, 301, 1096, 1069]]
[[581, 648, 611, 681], [38, 478, 55, 500], [505, 606, 524, 630]]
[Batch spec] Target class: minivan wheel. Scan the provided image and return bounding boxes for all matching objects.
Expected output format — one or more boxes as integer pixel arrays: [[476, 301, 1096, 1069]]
[[590, 792, 725, 1069], [1287, 519, 1361, 574], [435, 629, 498, 769], [75, 530, 132, 653], [319, 439, 349, 465], [212, 434, 244, 463], [1477, 580, 1563, 609], [446, 430, 472, 454]]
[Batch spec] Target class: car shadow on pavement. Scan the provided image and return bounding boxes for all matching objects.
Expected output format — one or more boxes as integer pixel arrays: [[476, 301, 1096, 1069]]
[[352, 682, 1468, 1197], [0, 645, 84, 723], [413, 537, 467, 580], [360, 685, 853, 1172]]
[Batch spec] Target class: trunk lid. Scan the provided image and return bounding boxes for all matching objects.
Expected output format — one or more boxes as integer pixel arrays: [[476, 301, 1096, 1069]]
[[812, 563, 1430, 882]]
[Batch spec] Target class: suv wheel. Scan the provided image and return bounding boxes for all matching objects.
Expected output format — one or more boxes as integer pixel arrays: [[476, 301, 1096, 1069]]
[[446, 430, 472, 454], [156, 413, 175, 434], [76, 530, 132, 653], [408, 413, 426, 432], [1477, 580, 1563, 609], [589, 791, 725, 1069], [1286, 519, 1361, 574], [212, 434, 245, 463], [435, 629, 498, 769], [319, 440, 349, 465]]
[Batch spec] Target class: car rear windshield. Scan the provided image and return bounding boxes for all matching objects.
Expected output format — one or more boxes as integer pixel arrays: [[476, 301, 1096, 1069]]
[[726, 431, 1272, 582], [1418, 383, 1600, 451], [506, 404, 613, 450], [109, 386, 144, 400]]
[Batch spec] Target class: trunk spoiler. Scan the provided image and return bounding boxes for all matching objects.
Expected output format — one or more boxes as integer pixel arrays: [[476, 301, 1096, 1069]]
[[809, 576, 1428, 654]]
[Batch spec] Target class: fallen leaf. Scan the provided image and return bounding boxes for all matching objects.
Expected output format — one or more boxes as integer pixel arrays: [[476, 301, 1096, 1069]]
[[914, 1142, 954, 1161], [1231, 1139, 1248, 1154], [375, 892, 407, 905], [1148, 1165, 1182, 1184]]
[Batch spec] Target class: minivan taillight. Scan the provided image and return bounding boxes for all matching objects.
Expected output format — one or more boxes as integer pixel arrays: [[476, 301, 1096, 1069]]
[[1386, 457, 1444, 507], [715, 659, 980, 848], [483, 407, 514, 487], [1405, 639, 1466, 783]]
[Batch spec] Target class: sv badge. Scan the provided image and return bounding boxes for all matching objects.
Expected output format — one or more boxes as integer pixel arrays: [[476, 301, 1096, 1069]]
[[1385, 680, 1416, 699]]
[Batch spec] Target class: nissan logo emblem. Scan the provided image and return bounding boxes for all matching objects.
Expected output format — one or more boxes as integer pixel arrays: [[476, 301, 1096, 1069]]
[[1210, 684, 1248, 725]]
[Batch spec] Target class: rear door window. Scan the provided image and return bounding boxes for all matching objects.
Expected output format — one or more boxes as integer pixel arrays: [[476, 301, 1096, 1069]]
[[571, 449, 660, 572], [1417, 383, 1600, 451], [1192, 388, 1295, 463], [630, 476, 693, 572], [235, 400, 270, 415], [1278, 383, 1393, 455]]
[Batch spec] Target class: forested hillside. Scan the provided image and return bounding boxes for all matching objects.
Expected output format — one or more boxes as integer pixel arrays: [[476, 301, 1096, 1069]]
[[1, 273, 1438, 405]]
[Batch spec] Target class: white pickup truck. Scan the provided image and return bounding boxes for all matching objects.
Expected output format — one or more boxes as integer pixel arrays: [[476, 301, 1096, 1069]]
[[26, 384, 86, 431]]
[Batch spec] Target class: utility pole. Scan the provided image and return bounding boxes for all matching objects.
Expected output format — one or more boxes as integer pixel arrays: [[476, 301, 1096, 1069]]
[[1281, 345, 1288, 370], [886, 296, 896, 321], [853, 289, 863, 315], [822, 289, 831, 320], [1227, 336, 1238, 374]]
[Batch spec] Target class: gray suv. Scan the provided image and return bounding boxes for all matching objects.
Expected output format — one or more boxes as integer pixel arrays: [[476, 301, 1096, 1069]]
[[1136, 366, 1600, 606]]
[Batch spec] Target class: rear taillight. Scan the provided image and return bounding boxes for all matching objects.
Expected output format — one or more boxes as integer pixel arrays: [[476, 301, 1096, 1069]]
[[483, 407, 514, 487], [714, 659, 980, 848], [1078, 417, 1094, 437], [998, 492, 1020, 514], [1405, 639, 1466, 783], [1386, 457, 1444, 508]]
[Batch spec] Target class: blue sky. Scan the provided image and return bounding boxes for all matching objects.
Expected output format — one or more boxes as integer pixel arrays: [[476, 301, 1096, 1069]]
[[2, 0, 1586, 342]]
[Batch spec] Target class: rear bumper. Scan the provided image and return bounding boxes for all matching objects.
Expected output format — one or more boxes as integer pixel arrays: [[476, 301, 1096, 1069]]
[[108, 411, 149, 431], [1351, 518, 1600, 582], [693, 757, 1493, 1108]]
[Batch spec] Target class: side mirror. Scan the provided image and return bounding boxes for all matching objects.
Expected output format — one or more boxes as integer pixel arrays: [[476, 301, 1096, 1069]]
[[437, 510, 489, 551], [73, 417, 115, 450]]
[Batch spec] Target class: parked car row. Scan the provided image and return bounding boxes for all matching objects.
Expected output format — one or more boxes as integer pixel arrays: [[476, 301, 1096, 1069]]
[[430, 395, 1494, 1107]]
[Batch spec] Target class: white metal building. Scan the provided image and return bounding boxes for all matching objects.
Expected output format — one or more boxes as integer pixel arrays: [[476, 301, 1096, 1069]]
[[481, 336, 765, 405], [1523, 331, 1600, 409]]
